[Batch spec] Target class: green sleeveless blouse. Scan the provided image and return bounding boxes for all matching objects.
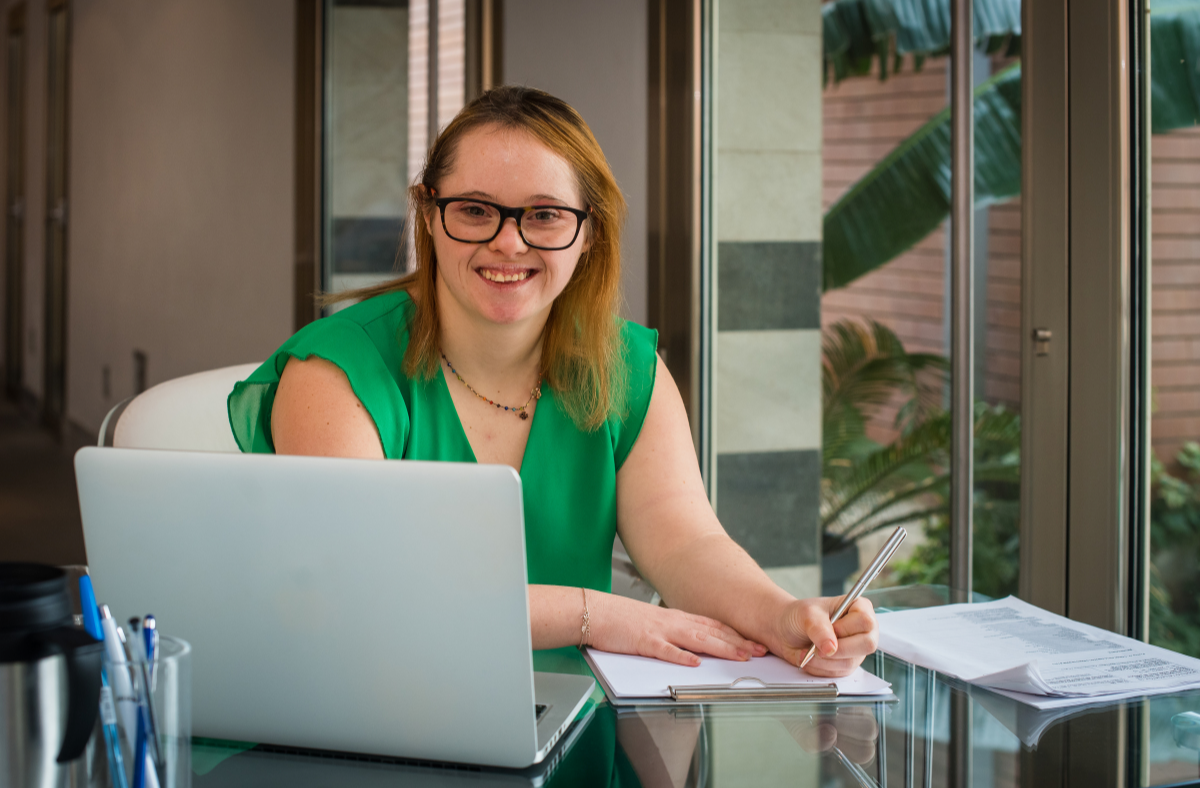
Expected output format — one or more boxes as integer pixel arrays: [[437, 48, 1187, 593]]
[[226, 289, 658, 595]]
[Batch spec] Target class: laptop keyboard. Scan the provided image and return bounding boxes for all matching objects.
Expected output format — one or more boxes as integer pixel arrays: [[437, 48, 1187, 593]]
[[535, 704, 549, 722]]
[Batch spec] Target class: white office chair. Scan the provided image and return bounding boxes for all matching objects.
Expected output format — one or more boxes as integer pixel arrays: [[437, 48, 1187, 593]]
[[96, 360, 659, 600], [98, 363, 261, 451]]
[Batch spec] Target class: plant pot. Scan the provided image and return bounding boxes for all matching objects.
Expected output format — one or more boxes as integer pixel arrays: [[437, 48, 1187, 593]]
[[821, 543, 860, 597]]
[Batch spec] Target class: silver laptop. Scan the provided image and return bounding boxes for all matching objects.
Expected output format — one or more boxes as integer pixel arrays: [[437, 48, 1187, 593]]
[[75, 447, 595, 770]]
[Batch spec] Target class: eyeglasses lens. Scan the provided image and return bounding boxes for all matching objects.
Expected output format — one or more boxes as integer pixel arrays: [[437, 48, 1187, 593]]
[[443, 201, 579, 249]]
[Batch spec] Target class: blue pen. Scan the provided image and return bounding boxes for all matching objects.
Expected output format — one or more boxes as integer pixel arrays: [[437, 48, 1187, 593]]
[[127, 618, 163, 781], [132, 713, 146, 788], [143, 615, 157, 689], [124, 622, 148, 788], [79, 579, 129, 788]]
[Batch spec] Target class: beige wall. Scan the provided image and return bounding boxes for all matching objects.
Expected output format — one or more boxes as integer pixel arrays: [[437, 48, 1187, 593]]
[[65, 0, 295, 433]]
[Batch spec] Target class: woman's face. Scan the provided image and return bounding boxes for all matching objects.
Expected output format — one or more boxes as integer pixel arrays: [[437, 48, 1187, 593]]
[[428, 125, 589, 329]]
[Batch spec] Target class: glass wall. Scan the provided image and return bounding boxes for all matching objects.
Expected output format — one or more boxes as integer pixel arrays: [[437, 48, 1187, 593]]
[[708, 4, 1027, 605], [1139, 5, 1200, 783], [324, 0, 411, 296], [1147, 2, 1200, 661], [818, 8, 1022, 601], [709, 4, 1023, 784]]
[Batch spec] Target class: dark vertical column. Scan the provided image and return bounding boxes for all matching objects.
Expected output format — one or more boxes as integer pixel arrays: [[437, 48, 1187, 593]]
[[4, 5, 26, 400], [1020, 0, 1070, 617], [427, 0, 439, 143], [1066, 0, 1135, 634], [949, 0, 975, 606], [42, 0, 69, 433], [294, 0, 322, 330], [646, 0, 700, 438], [464, 0, 502, 101], [949, 5, 975, 784]]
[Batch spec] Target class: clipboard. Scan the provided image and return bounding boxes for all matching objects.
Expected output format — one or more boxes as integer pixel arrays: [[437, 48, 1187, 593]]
[[582, 649, 892, 706], [667, 676, 839, 702]]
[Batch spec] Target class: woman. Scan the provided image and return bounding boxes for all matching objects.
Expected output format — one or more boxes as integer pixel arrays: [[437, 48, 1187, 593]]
[[229, 86, 877, 676]]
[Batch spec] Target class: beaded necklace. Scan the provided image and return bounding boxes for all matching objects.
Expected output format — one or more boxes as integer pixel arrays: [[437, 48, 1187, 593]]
[[441, 352, 542, 420]]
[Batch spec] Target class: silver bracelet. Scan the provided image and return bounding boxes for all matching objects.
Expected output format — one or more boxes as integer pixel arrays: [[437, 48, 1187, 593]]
[[579, 587, 591, 648]]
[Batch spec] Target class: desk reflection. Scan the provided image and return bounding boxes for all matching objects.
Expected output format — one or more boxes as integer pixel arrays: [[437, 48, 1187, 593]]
[[614, 703, 883, 788], [189, 652, 1200, 787]]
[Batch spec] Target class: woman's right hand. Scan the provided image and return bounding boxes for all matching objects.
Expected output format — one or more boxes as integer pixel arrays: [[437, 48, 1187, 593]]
[[588, 592, 767, 666]]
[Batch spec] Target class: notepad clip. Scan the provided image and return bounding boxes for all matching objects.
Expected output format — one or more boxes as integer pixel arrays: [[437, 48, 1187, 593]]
[[667, 676, 840, 702]]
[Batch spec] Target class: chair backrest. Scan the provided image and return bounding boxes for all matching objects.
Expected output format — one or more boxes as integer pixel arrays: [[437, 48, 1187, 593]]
[[104, 363, 261, 452]]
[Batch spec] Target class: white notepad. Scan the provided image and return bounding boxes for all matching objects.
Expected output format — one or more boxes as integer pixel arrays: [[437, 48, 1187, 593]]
[[583, 649, 893, 705]]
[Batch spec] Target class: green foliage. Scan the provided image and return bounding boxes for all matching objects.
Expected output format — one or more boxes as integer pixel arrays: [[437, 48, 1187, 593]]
[[1148, 443, 1200, 657], [820, 318, 1021, 599], [822, 0, 1021, 85], [889, 402, 1020, 599], [886, 438, 1200, 634], [1150, 2, 1200, 132], [822, 319, 947, 469], [823, 65, 1022, 291], [821, 1, 1200, 292], [821, 320, 947, 552]]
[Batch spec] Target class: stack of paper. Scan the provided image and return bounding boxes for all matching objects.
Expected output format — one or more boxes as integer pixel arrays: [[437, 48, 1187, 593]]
[[584, 649, 893, 705], [878, 596, 1200, 709]]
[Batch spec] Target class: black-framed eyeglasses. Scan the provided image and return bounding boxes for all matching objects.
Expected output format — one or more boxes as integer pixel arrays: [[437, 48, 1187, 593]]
[[433, 197, 590, 251]]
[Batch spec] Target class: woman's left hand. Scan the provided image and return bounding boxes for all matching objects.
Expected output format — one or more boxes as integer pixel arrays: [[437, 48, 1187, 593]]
[[768, 596, 879, 677]]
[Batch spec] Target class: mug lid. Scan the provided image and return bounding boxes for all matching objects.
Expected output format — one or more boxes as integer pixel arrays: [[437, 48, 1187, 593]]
[[0, 562, 66, 601], [0, 563, 71, 641]]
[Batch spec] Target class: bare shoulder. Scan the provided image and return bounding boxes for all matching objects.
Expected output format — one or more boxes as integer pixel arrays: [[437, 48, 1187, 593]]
[[619, 355, 705, 495], [272, 356, 384, 458], [636, 355, 692, 453]]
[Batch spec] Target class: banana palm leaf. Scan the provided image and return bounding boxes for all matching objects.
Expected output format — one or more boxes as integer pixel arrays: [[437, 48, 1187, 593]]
[[823, 0, 1021, 84], [823, 320, 946, 428], [824, 64, 1020, 291], [822, 319, 948, 478], [822, 402, 1020, 542], [1151, 3, 1200, 131], [831, 456, 1017, 544], [822, 3, 1200, 291], [821, 412, 950, 528]]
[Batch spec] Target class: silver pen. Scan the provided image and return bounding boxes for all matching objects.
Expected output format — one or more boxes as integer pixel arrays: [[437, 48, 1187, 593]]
[[799, 526, 907, 670]]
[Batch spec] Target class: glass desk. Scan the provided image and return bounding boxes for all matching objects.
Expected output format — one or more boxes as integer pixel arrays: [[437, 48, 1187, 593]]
[[190, 586, 1200, 787]]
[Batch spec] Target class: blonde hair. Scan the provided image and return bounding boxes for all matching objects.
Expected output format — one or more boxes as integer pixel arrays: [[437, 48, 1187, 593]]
[[336, 86, 628, 431]]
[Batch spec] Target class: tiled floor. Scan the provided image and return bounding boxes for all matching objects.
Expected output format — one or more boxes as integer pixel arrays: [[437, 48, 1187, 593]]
[[0, 397, 88, 565]]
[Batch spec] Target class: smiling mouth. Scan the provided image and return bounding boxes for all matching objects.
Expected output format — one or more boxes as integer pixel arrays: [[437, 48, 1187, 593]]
[[478, 269, 534, 283]]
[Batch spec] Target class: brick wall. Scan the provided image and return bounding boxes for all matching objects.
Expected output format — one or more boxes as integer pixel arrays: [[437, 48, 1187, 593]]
[[1152, 126, 1200, 465], [986, 199, 1021, 407], [822, 60, 948, 357]]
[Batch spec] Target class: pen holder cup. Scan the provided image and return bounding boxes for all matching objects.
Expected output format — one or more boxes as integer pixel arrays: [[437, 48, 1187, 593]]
[[98, 636, 192, 788]]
